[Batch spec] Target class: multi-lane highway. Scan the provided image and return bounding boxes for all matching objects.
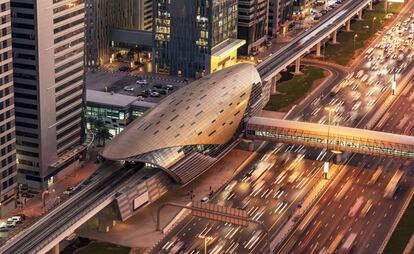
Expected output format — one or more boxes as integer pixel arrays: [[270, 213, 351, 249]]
[[151, 1, 414, 253], [0, 1, 373, 253], [257, 0, 374, 80], [1, 1, 413, 253]]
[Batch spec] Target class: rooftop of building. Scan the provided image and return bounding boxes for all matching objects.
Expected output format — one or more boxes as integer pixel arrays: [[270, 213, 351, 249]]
[[131, 100, 157, 109], [86, 90, 140, 108], [212, 38, 246, 57]]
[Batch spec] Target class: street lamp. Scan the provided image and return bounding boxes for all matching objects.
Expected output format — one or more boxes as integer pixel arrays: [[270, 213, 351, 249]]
[[325, 106, 334, 149], [323, 41, 326, 61], [198, 235, 214, 254], [392, 72, 397, 95], [324, 107, 334, 180], [353, 34, 358, 51], [42, 189, 50, 209], [372, 17, 377, 32]]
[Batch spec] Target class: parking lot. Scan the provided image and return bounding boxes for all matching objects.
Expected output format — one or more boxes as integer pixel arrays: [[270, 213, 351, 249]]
[[86, 70, 190, 103]]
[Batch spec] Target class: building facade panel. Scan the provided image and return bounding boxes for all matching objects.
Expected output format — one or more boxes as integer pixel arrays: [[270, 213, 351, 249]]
[[153, 0, 241, 78], [268, 0, 294, 37], [0, 0, 17, 216], [85, 0, 152, 67], [237, 0, 269, 55], [11, 0, 85, 191]]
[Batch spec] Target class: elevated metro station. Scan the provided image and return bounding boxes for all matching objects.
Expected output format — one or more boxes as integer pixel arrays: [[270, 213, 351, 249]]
[[247, 117, 414, 159], [102, 64, 268, 184]]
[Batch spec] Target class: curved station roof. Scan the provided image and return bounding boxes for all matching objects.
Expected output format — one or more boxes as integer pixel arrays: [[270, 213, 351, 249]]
[[102, 64, 261, 181]]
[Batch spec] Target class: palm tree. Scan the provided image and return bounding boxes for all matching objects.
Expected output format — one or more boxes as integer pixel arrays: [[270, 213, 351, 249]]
[[87, 118, 109, 146], [96, 127, 113, 146]]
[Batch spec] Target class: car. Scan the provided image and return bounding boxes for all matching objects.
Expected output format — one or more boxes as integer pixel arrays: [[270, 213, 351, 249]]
[[137, 91, 149, 98], [123, 86, 134, 92], [10, 216, 24, 224], [6, 220, 17, 228], [0, 223, 8, 232], [118, 66, 130, 72], [201, 196, 210, 203], [153, 84, 163, 89], [154, 88, 167, 95], [136, 79, 147, 85], [225, 180, 238, 191], [149, 91, 160, 97], [164, 84, 174, 90], [136, 96, 145, 101]]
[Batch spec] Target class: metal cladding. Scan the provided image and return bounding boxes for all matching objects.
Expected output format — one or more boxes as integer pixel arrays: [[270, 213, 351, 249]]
[[102, 64, 262, 183]]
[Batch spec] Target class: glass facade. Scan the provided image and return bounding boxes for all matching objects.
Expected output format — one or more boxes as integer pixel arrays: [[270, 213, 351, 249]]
[[248, 127, 414, 159], [153, 0, 238, 78], [86, 103, 151, 136]]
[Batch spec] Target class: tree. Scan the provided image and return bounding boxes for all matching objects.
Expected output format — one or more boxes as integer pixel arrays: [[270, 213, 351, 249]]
[[87, 118, 111, 146], [96, 127, 113, 146]]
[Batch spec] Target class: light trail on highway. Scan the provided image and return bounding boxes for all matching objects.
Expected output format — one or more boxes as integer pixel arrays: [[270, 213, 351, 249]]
[[151, 1, 414, 253]]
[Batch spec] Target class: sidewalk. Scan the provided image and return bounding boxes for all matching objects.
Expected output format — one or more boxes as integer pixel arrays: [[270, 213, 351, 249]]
[[76, 149, 255, 250], [13, 162, 100, 219], [0, 151, 101, 244]]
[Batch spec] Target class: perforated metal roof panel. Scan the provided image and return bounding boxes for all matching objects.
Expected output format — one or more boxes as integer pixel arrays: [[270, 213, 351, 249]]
[[102, 63, 261, 161]]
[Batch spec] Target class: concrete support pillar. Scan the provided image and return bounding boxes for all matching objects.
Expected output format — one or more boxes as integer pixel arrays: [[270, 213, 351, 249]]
[[332, 30, 338, 44], [384, 0, 388, 13], [345, 20, 351, 32], [294, 57, 301, 75], [52, 243, 59, 254], [369, 1, 373, 11], [270, 76, 277, 95], [316, 41, 321, 57], [335, 153, 342, 164], [357, 10, 363, 20], [248, 141, 255, 152]]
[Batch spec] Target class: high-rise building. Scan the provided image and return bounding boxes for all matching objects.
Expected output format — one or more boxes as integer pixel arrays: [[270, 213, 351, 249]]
[[85, 0, 153, 67], [0, 0, 17, 216], [153, 0, 245, 78], [293, 0, 314, 18], [10, 0, 86, 191], [237, 0, 269, 56], [268, 0, 294, 37]]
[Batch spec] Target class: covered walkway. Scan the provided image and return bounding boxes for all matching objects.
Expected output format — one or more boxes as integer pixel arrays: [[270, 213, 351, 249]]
[[246, 117, 414, 159]]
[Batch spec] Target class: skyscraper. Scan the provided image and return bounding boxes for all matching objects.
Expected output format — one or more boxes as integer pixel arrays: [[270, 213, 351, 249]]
[[153, 0, 245, 78], [268, 0, 294, 37], [85, 0, 153, 67], [237, 0, 269, 55], [0, 0, 17, 216], [11, 0, 86, 191]]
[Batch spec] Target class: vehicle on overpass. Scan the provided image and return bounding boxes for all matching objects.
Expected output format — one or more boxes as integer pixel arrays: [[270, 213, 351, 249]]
[[338, 232, 357, 254], [326, 231, 345, 254], [348, 196, 365, 217], [384, 170, 404, 199]]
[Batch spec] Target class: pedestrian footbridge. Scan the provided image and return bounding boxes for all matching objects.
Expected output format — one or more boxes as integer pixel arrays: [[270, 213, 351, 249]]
[[246, 117, 414, 159]]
